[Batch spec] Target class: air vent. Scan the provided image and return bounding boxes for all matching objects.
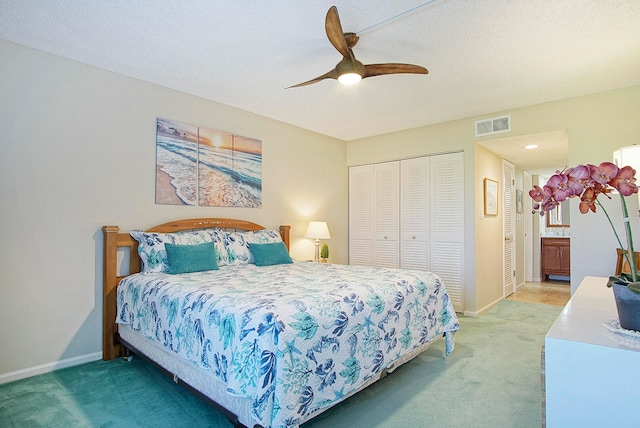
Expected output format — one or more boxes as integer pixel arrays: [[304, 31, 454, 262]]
[[475, 115, 511, 137]]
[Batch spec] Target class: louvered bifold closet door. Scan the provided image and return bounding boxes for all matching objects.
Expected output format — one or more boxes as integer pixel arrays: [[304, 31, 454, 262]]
[[503, 160, 516, 296], [430, 152, 464, 311], [373, 162, 400, 268], [400, 157, 430, 271], [349, 165, 374, 265]]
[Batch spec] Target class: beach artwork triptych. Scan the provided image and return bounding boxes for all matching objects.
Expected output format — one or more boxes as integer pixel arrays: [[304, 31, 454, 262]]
[[155, 118, 262, 208]]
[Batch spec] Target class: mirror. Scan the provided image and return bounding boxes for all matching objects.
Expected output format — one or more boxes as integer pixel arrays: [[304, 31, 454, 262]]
[[546, 200, 570, 227]]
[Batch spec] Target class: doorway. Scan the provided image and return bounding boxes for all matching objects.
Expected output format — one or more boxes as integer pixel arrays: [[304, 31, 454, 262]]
[[477, 129, 569, 292]]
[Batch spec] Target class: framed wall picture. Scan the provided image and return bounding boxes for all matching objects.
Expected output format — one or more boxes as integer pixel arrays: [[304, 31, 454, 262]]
[[155, 118, 262, 208], [484, 178, 498, 216]]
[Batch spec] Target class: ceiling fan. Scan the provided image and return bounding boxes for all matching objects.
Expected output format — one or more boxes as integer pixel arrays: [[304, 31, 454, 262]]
[[288, 5, 428, 88]]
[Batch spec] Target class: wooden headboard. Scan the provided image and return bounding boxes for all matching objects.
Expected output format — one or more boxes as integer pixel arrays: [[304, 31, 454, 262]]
[[102, 218, 291, 360]]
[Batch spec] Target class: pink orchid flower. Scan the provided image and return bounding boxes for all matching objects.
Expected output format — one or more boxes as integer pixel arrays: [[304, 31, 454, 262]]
[[546, 172, 572, 202], [609, 165, 638, 196], [592, 162, 618, 184], [567, 165, 591, 194]]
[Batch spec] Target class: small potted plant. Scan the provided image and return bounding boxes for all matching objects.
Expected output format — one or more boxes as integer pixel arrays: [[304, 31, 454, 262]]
[[530, 162, 640, 330], [320, 243, 329, 263]]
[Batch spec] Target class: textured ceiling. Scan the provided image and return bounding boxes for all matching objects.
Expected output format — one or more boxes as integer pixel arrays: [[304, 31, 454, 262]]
[[477, 130, 569, 177], [1, 0, 639, 170]]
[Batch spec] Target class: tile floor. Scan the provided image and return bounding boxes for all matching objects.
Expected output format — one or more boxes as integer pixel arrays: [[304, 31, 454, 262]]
[[507, 280, 571, 306]]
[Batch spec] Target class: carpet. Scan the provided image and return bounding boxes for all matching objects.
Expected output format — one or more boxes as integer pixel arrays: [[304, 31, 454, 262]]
[[0, 300, 562, 428]]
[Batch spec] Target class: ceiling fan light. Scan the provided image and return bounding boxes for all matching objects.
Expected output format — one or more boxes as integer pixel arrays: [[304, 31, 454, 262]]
[[338, 72, 362, 85]]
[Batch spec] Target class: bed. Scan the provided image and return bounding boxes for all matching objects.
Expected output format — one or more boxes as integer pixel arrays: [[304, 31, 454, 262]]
[[102, 218, 460, 428]]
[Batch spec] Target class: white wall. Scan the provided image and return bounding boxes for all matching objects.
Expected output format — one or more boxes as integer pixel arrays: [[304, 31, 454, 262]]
[[0, 40, 347, 380], [474, 145, 505, 310]]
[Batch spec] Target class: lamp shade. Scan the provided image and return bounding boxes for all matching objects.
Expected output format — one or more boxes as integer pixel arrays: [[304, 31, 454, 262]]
[[304, 221, 331, 239]]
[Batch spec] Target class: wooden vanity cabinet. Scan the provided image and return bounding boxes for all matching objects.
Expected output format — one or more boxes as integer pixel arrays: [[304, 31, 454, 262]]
[[542, 237, 570, 280]]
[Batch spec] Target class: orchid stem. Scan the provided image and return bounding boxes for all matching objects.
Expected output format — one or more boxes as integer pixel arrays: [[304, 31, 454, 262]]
[[620, 196, 638, 283], [596, 199, 634, 278]]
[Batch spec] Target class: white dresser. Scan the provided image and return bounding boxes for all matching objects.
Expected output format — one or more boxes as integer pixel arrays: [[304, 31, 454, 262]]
[[545, 276, 640, 427]]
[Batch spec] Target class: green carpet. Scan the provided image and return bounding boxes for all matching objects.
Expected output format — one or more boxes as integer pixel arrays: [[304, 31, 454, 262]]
[[0, 300, 562, 428]]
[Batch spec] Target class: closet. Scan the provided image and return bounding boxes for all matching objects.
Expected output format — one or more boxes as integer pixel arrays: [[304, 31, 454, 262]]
[[349, 152, 464, 310]]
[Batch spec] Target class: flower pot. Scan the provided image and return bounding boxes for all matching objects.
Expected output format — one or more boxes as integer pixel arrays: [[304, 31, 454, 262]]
[[612, 282, 640, 331]]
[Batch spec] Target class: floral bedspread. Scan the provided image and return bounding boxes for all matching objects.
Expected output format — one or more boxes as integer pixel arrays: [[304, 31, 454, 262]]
[[116, 262, 459, 428]]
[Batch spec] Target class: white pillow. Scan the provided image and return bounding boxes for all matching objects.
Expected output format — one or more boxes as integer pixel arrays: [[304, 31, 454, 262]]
[[130, 228, 229, 273]]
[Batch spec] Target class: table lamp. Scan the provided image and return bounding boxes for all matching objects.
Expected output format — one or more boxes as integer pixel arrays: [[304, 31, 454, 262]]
[[304, 221, 331, 262]]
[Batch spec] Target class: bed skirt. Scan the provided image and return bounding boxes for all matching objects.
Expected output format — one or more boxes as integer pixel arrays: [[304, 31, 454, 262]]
[[118, 325, 441, 427]]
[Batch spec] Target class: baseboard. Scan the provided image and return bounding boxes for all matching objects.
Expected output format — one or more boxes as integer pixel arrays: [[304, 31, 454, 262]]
[[463, 295, 503, 317], [0, 352, 102, 385]]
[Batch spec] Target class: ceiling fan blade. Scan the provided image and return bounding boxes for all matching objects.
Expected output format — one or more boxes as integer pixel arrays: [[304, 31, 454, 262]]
[[363, 63, 429, 78], [291, 7, 429, 89], [287, 69, 339, 88], [325, 6, 353, 59]]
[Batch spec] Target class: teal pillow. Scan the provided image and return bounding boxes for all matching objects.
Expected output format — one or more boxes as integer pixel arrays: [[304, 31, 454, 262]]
[[248, 242, 292, 266], [165, 242, 218, 274]]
